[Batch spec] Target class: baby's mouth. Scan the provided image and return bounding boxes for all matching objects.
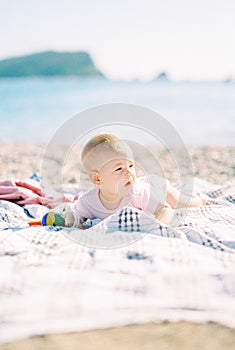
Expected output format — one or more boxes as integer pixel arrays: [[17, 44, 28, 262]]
[[118, 178, 134, 195], [124, 177, 134, 187]]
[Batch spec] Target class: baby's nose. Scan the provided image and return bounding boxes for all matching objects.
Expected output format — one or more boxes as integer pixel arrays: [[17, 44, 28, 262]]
[[124, 169, 132, 178]]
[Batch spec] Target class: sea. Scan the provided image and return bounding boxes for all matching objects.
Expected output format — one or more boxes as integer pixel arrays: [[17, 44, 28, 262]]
[[0, 77, 234, 146]]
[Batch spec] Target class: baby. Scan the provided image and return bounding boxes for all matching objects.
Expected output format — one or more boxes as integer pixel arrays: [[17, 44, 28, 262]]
[[65, 133, 202, 228]]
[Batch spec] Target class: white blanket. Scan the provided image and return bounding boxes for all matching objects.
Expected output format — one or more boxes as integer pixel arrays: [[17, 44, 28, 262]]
[[0, 178, 234, 343]]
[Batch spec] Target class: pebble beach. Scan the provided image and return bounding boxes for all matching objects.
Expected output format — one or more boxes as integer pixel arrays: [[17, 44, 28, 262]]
[[0, 142, 234, 185]]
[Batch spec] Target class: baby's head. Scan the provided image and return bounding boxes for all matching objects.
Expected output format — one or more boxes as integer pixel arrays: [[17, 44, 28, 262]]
[[81, 133, 134, 172], [81, 134, 136, 199]]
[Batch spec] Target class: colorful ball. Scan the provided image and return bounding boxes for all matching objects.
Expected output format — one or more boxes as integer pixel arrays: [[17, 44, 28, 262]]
[[41, 212, 65, 226]]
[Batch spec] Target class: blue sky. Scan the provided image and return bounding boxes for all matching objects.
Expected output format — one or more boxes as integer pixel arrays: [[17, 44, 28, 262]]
[[1, 0, 235, 81]]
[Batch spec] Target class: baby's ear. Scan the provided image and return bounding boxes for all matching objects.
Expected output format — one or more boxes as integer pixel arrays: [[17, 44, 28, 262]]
[[88, 171, 100, 185]]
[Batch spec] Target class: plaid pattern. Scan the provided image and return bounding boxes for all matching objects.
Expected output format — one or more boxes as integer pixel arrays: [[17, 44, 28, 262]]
[[0, 179, 235, 343]]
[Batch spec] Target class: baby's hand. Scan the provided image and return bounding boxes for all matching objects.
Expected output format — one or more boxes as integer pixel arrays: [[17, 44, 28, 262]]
[[154, 203, 175, 225], [78, 217, 90, 229]]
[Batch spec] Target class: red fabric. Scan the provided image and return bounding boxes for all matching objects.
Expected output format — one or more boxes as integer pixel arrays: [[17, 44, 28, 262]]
[[0, 178, 79, 208]]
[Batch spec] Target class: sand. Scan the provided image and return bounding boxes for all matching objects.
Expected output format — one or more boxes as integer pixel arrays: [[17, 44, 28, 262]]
[[0, 142, 234, 349], [1, 322, 235, 350]]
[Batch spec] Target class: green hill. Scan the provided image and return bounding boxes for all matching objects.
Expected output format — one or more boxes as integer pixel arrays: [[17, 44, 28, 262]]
[[0, 51, 105, 78]]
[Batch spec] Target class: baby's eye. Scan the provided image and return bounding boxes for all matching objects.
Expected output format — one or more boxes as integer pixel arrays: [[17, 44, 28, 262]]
[[115, 167, 122, 172], [129, 164, 134, 168]]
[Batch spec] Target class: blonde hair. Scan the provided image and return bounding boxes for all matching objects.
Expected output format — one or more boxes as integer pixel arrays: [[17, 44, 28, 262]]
[[81, 133, 133, 171]]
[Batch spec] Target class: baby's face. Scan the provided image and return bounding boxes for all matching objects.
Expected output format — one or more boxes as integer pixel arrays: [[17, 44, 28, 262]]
[[98, 151, 136, 199]]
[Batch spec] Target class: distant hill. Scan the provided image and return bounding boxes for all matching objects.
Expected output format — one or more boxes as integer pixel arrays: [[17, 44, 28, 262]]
[[0, 51, 105, 78], [152, 72, 169, 82]]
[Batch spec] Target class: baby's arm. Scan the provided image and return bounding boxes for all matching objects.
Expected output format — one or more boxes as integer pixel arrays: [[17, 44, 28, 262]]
[[62, 199, 87, 229], [153, 202, 175, 225], [166, 186, 203, 209]]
